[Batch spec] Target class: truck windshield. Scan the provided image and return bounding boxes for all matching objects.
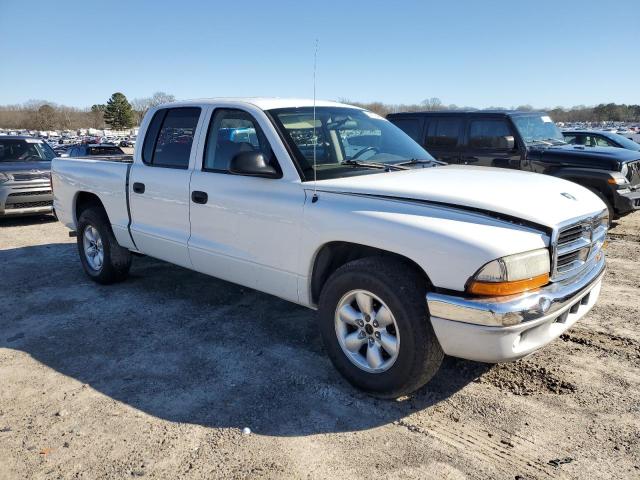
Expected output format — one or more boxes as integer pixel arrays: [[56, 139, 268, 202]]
[[512, 114, 566, 145], [268, 107, 436, 181], [0, 139, 56, 162]]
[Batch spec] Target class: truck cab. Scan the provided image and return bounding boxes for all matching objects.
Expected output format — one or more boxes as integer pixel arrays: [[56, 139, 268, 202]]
[[388, 110, 640, 219]]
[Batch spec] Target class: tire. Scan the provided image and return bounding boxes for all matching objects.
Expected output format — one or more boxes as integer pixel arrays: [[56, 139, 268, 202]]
[[587, 187, 614, 223], [76, 207, 132, 284], [318, 256, 444, 398]]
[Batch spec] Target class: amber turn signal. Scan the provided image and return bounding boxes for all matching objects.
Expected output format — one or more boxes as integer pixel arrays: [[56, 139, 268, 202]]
[[468, 273, 550, 296]]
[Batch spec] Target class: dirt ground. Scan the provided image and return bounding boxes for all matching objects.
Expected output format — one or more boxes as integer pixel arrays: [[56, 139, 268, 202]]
[[1, 211, 638, 480]]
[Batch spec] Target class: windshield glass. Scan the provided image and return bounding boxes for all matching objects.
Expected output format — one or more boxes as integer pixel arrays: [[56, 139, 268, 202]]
[[269, 107, 435, 181], [0, 139, 56, 162], [512, 114, 565, 145]]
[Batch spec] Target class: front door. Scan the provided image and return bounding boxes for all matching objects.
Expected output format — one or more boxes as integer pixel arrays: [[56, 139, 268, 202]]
[[187, 107, 304, 303], [129, 107, 203, 268]]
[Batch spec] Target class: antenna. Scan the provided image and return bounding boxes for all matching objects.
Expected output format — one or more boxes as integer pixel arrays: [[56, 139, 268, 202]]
[[312, 38, 319, 203]]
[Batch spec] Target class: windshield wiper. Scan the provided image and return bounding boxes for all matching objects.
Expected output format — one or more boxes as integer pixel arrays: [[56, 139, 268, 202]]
[[526, 139, 553, 146], [341, 159, 408, 171], [395, 158, 445, 167]]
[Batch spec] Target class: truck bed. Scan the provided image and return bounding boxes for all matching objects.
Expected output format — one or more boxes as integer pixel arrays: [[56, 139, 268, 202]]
[[52, 156, 134, 249]]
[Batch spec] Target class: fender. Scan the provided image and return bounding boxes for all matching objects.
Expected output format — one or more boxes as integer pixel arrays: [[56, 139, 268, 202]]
[[548, 167, 617, 199]]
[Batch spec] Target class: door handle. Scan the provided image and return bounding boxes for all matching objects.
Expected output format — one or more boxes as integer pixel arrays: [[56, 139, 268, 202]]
[[132, 182, 145, 194], [191, 191, 208, 204]]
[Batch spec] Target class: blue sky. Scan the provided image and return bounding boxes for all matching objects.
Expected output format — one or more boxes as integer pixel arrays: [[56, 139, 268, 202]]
[[1, 0, 638, 108]]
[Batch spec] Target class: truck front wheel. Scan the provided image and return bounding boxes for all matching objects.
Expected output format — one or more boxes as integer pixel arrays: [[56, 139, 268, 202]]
[[318, 257, 443, 398], [77, 207, 132, 284]]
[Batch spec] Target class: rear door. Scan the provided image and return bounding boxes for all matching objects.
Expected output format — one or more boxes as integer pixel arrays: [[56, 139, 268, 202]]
[[129, 106, 204, 267], [461, 116, 521, 168], [423, 116, 465, 163]]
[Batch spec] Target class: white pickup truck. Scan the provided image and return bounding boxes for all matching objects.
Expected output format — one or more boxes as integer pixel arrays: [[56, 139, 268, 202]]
[[52, 98, 608, 397]]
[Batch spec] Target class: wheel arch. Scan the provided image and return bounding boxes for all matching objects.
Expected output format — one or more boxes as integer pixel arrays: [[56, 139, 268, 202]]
[[74, 191, 108, 226], [309, 241, 432, 305]]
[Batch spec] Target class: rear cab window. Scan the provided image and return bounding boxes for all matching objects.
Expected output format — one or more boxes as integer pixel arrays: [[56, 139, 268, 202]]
[[142, 107, 201, 169]]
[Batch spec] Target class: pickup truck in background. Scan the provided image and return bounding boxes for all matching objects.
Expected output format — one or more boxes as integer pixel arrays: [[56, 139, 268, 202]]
[[387, 110, 640, 221], [53, 98, 608, 397]]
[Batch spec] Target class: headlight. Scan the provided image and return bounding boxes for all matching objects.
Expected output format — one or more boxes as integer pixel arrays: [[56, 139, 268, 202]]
[[467, 248, 550, 296], [0, 172, 13, 183], [607, 172, 628, 186], [620, 164, 628, 178]]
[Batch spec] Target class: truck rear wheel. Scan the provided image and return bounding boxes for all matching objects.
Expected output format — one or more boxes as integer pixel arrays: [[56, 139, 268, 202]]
[[77, 207, 132, 284], [318, 257, 443, 398]]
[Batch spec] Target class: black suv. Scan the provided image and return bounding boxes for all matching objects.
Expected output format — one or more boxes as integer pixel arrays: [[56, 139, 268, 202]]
[[387, 110, 640, 219]]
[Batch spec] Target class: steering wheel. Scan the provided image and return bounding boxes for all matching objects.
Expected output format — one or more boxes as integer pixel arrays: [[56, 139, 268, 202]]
[[352, 146, 379, 159]]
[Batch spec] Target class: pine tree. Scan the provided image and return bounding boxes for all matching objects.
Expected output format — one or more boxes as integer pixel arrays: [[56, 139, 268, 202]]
[[103, 92, 135, 129]]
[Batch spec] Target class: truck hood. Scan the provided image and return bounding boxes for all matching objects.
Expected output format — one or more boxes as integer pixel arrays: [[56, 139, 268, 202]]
[[313, 165, 606, 229], [529, 144, 640, 171]]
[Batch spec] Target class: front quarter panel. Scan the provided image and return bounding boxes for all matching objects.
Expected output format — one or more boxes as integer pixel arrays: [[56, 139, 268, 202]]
[[299, 191, 549, 305]]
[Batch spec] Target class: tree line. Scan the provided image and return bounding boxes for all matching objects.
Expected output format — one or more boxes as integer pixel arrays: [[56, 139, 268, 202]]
[[0, 92, 175, 131], [344, 98, 640, 123], [2, 94, 639, 131]]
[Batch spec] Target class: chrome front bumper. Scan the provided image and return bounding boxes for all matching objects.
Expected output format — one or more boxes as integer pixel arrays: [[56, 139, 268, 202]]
[[427, 254, 605, 327], [426, 255, 605, 363]]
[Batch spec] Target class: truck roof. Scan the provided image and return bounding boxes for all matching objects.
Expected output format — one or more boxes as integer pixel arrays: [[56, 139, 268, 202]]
[[157, 97, 359, 111]]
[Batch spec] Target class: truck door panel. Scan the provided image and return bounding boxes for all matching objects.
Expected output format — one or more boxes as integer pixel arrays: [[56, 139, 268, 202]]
[[187, 107, 303, 303], [461, 117, 521, 168], [129, 107, 203, 267]]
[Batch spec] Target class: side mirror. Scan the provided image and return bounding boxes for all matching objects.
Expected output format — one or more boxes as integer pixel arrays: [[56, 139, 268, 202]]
[[501, 135, 515, 150], [229, 151, 278, 178]]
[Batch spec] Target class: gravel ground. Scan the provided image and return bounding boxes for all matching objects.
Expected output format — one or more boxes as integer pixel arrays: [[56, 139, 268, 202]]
[[1, 211, 639, 479]]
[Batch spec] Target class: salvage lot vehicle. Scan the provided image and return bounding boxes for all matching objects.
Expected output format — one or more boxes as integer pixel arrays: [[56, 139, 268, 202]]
[[53, 99, 608, 397], [0, 136, 55, 217], [562, 129, 640, 152], [61, 144, 126, 157], [388, 111, 640, 220]]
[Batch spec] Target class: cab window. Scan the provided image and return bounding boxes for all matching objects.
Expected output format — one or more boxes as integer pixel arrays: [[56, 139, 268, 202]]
[[203, 108, 277, 173], [143, 107, 201, 168], [468, 119, 513, 149], [425, 118, 462, 148], [391, 118, 423, 142]]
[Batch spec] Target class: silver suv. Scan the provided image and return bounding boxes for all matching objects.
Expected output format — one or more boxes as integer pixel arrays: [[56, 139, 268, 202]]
[[0, 136, 56, 217]]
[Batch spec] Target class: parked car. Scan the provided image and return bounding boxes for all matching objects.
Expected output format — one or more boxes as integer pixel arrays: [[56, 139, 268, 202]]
[[0, 136, 56, 217], [387, 111, 640, 220], [563, 130, 640, 152], [62, 144, 126, 157], [119, 138, 136, 148], [52, 99, 608, 397]]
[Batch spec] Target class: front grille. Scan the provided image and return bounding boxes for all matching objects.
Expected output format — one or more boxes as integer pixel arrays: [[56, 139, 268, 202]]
[[12, 173, 51, 181], [626, 160, 640, 185], [7, 190, 52, 198], [5, 200, 53, 209], [552, 213, 607, 281]]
